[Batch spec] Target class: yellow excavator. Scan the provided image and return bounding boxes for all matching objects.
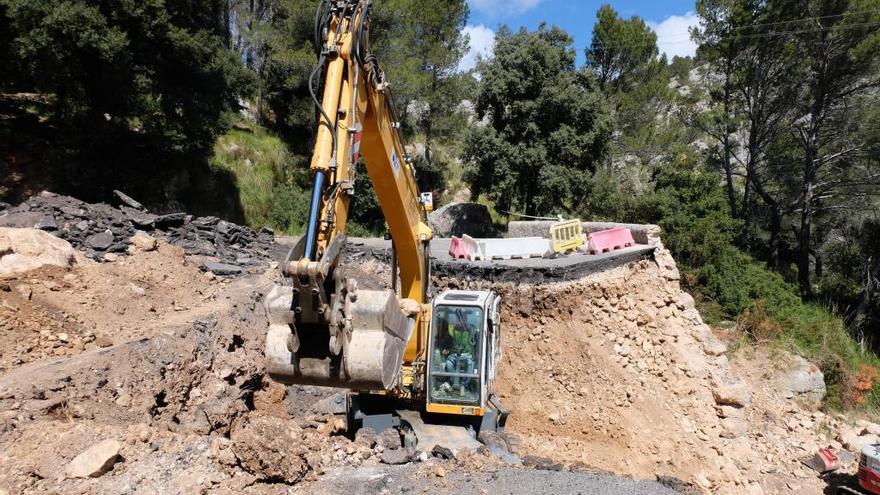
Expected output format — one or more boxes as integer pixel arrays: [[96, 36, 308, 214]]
[[264, 0, 507, 446]]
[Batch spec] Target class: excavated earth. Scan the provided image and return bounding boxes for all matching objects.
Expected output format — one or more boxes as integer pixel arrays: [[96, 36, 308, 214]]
[[0, 195, 869, 495]]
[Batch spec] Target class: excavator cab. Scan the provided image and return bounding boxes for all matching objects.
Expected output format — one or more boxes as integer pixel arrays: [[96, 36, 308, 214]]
[[426, 290, 507, 431]]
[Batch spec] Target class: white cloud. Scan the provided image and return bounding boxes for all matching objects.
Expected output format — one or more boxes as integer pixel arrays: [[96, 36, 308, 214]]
[[469, 0, 543, 16], [648, 12, 699, 59], [459, 24, 495, 72]]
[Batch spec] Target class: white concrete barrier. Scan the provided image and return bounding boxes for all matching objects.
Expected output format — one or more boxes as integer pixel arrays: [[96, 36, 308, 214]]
[[463, 235, 549, 260]]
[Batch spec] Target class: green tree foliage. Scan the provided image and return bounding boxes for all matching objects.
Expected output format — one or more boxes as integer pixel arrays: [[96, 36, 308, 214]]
[[586, 5, 689, 166], [585, 4, 658, 93], [463, 25, 611, 216], [3, 0, 251, 155], [786, 0, 880, 297]]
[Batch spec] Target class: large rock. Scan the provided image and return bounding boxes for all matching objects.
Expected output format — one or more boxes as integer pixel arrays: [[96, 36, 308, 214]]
[[839, 428, 880, 452], [711, 380, 751, 408], [65, 439, 122, 478], [231, 416, 309, 482], [428, 202, 495, 238], [780, 355, 826, 406], [128, 231, 157, 252], [0, 228, 78, 278]]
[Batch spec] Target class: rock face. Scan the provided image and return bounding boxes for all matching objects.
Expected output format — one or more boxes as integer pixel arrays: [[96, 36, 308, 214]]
[[0, 227, 78, 277], [780, 355, 826, 406], [428, 202, 495, 238], [65, 439, 122, 478]]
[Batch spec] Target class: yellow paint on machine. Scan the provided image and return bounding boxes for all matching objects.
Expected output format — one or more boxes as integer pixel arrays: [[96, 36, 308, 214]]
[[426, 403, 485, 417]]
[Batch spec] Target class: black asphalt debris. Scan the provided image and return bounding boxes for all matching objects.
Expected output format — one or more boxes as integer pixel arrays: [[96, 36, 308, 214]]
[[0, 191, 273, 271]]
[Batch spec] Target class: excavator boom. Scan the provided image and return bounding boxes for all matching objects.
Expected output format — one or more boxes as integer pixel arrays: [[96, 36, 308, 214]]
[[264, 0, 506, 438], [265, 0, 432, 394]]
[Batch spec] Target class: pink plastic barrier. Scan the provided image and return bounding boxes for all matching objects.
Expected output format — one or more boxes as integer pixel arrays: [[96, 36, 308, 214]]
[[449, 236, 469, 259], [587, 227, 635, 255]]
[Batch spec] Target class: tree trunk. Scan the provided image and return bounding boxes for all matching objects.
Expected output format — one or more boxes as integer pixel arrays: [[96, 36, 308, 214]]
[[721, 61, 737, 219], [768, 204, 782, 270], [797, 141, 816, 298], [854, 258, 877, 328]]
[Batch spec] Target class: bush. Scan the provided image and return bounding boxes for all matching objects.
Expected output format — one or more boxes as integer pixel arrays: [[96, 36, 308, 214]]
[[268, 184, 310, 235]]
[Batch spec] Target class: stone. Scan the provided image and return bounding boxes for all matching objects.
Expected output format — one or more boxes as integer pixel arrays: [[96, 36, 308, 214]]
[[35, 216, 57, 231], [129, 231, 158, 252], [477, 430, 509, 453], [712, 381, 751, 407], [231, 416, 308, 482], [129, 283, 146, 297], [780, 355, 826, 406], [839, 429, 880, 452], [112, 190, 145, 211], [103, 253, 119, 262], [86, 231, 114, 251], [312, 393, 347, 415], [719, 417, 747, 439], [676, 292, 695, 310], [0, 212, 42, 228], [433, 466, 447, 477], [377, 428, 401, 450], [201, 262, 242, 276], [154, 213, 187, 227], [355, 427, 378, 448], [380, 448, 410, 465], [432, 445, 455, 460], [316, 417, 346, 436], [0, 228, 78, 277], [65, 439, 122, 478], [428, 202, 495, 238], [522, 455, 564, 471], [704, 341, 728, 356]]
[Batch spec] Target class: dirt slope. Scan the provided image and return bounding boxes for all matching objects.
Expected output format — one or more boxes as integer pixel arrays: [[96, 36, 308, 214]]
[[438, 257, 844, 495]]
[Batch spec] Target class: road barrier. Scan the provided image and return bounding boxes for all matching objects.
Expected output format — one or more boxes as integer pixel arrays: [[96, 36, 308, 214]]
[[460, 235, 484, 260], [586, 227, 635, 255], [464, 235, 549, 260], [549, 219, 584, 254], [448, 236, 469, 259]]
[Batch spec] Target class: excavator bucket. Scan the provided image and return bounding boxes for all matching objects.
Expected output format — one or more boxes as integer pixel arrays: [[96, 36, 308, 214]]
[[265, 285, 414, 390]]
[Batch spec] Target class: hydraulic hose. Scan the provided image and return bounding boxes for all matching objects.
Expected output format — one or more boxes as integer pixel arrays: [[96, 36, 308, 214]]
[[304, 171, 326, 261]]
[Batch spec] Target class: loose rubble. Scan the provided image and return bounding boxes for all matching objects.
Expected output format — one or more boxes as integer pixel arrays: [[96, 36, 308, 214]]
[[0, 192, 273, 271]]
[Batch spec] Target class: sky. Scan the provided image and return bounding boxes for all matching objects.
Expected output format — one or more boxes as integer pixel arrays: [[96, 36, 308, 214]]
[[460, 0, 700, 71]]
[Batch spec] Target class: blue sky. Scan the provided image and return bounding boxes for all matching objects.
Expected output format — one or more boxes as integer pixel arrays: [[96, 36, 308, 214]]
[[460, 0, 700, 70]]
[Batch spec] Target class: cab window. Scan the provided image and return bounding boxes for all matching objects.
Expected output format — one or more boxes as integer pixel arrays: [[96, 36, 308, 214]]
[[429, 305, 483, 404]]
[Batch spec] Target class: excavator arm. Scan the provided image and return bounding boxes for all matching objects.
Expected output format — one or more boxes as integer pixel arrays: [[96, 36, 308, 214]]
[[265, 0, 433, 394]]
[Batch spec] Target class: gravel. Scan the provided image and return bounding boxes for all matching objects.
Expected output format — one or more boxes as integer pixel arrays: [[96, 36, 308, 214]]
[[308, 464, 685, 494]]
